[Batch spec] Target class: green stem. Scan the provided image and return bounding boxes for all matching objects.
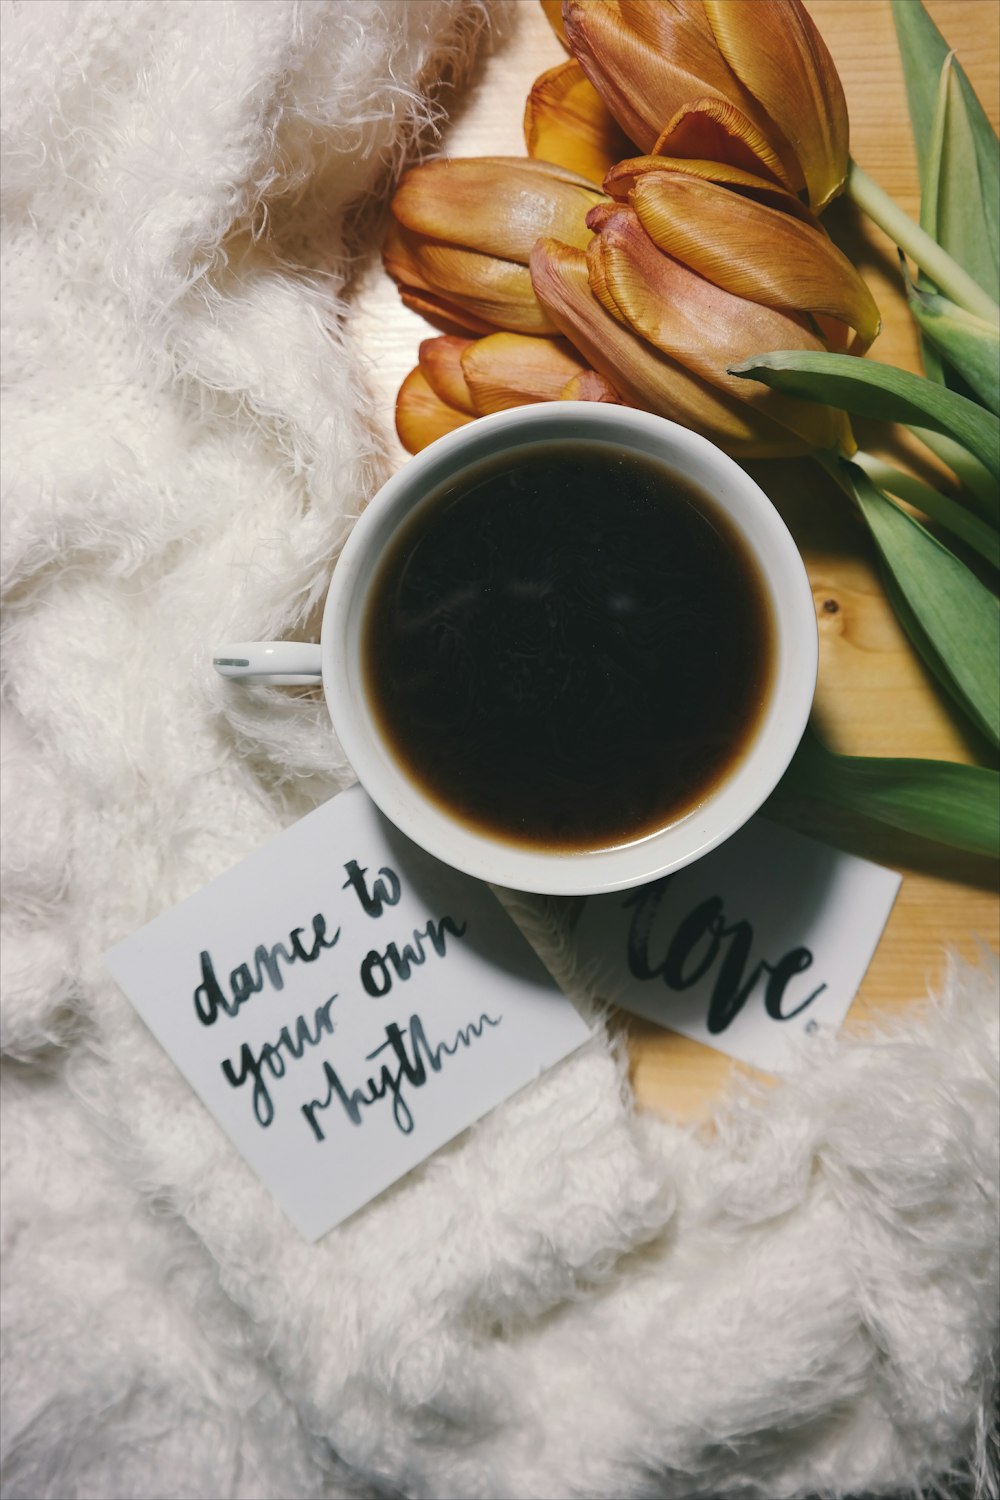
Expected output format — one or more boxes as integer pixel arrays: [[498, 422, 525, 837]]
[[906, 425, 998, 518], [847, 159, 1000, 324]]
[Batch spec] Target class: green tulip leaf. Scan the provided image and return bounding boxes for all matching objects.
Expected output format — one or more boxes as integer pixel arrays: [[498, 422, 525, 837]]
[[781, 725, 999, 857], [892, 0, 999, 290], [922, 51, 1000, 307], [837, 460, 1000, 746], [904, 276, 1000, 415], [730, 351, 1000, 479], [906, 298, 1000, 415], [853, 452, 999, 569], [881, 568, 993, 743]]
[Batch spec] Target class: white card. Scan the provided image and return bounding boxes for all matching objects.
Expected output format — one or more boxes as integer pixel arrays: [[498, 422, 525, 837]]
[[105, 786, 591, 1241], [573, 817, 901, 1073]]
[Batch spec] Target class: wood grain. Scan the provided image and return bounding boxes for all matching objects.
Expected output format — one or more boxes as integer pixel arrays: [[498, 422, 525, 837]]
[[351, 0, 999, 1124]]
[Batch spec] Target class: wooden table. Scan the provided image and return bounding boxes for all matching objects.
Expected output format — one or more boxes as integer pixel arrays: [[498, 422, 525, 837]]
[[353, 0, 999, 1121]]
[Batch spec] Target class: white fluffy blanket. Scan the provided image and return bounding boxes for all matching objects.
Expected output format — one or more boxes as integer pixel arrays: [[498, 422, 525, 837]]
[[1, 4, 997, 1498]]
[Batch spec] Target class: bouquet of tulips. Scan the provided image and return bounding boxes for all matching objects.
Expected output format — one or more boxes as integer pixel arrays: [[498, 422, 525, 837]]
[[383, 0, 999, 859]]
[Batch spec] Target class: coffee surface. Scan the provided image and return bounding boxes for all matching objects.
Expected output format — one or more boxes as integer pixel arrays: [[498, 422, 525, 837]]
[[363, 441, 774, 851]]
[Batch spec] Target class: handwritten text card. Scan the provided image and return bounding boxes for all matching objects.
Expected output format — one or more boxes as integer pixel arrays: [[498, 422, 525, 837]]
[[573, 817, 901, 1073], [105, 787, 591, 1241]]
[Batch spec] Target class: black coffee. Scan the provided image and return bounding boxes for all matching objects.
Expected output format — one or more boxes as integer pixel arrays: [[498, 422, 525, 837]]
[[362, 441, 775, 851]]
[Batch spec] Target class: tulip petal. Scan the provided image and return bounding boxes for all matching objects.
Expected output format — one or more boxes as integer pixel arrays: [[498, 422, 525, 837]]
[[384, 219, 487, 330], [391, 157, 603, 261], [418, 336, 478, 414], [395, 366, 474, 454], [384, 220, 556, 335], [460, 332, 599, 413], [630, 171, 881, 350], [524, 60, 634, 185], [704, 0, 849, 209], [605, 154, 816, 223], [812, 315, 853, 354], [587, 205, 850, 449], [559, 370, 623, 402], [408, 247, 554, 335], [529, 237, 806, 456], [398, 288, 497, 337], [563, 0, 778, 158], [652, 97, 798, 193]]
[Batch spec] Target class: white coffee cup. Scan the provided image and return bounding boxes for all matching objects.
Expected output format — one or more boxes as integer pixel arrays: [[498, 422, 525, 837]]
[[215, 403, 817, 895]]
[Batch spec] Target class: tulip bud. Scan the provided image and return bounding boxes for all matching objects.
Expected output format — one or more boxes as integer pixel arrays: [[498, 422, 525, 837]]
[[582, 201, 853, 450], [528, 227, 855, 458], [606, 159, 880, 352], [562, 1, 792, 168], [563, 0, 849, 210], [396, 332, 621, 453], [384, 157, 607, 335], [530, 236, 808, 456], [703, 0, 849, 210]]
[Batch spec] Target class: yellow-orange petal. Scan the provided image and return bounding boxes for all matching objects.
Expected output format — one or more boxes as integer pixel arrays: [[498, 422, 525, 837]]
[[408, 246, 555, 334], [398, 288, 499, 337], [704, 0, 849, 210], [395, 366, 474, 454], [528, 237, 805, 457], [384, 221, 556, 335], [631, 171, 881, 350], [418, 336, 478, 414], [524, 60, 634, 185], [391, 157, 603, 262], [563, 0, 779, 158], [384, 225, 498, 331], [653, 97, 798, 194], [460, 332, 596, 413], [587, 206, 847, 449], [605, 155, 815, 223]]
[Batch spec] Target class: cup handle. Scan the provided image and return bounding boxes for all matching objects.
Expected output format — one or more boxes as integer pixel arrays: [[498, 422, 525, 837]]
[[213, 641, 323, 686]]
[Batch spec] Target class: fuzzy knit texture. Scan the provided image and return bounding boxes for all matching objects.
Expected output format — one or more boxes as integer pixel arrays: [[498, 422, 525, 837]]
[[1, 4, 998, 1498]]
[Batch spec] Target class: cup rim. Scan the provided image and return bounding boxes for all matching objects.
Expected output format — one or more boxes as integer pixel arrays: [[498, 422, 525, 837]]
[[322, 403, 817, 895]]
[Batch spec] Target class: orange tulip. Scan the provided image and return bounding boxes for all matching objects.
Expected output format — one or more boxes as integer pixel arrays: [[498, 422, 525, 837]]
[[562, 0, 849, 210], [384, 157, 606, 335], [604, 157, 880, 352], [530, 212, 855, 456], [529, 237, 808, 456], [587, 201, 851, 449], [396, 333, 621, 454], [703, 0, 849, 210]]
